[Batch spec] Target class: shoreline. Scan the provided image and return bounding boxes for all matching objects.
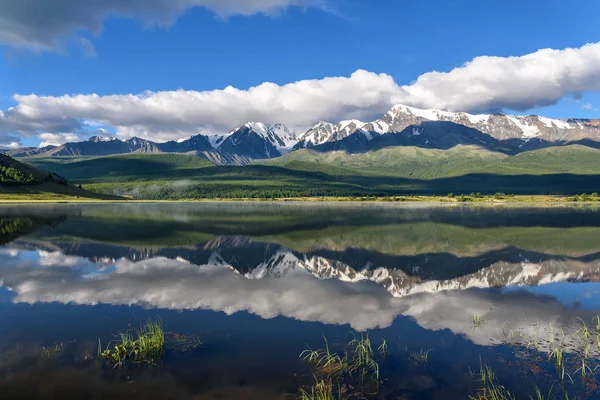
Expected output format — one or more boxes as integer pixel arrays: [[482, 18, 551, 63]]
[[1, 195, 599, 204]]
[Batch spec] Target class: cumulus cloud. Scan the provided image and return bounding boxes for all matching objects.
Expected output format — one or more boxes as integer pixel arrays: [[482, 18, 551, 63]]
[[0, 0, 326, 52], [2, 42, 600, 145], [38, 133, 82, 147], [0, 70, 404, 143], [403, 42, 600, 112], [0, 132, 24, 149]]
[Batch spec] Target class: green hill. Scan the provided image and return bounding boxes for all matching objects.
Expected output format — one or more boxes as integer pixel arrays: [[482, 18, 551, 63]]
[[0, 153, 120, 200], [258, 145, 600, 178], [23, 153, 215, 183], [17, 146, 600, 199]]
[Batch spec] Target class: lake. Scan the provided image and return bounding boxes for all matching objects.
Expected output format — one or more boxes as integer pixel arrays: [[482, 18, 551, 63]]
[[0, 203, 599, 399]]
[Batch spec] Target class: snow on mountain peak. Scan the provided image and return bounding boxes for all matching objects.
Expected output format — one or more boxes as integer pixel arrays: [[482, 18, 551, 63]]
[[207, 134, 230, 149], [89, 135, 117, 143], [244, 122, 270, 138], [386, 104, 578, 139], [269, 123, 298, 149]]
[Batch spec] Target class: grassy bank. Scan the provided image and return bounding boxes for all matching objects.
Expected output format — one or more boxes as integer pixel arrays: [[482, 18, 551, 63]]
[[15, 146, 600, 200]]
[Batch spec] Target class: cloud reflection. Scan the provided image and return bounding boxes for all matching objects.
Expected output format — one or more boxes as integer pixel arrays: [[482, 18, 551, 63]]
[[0, 248, 598, 353]]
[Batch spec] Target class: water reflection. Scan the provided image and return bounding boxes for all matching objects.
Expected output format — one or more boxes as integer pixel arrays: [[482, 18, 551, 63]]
[[0, 203, 600, 399]]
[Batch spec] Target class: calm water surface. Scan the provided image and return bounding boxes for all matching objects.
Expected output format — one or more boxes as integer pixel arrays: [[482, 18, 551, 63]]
[[0, 203, 599, 399]]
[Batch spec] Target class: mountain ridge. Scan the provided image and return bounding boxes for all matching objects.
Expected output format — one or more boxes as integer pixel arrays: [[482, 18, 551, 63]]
[[7, 104, 600, 165]]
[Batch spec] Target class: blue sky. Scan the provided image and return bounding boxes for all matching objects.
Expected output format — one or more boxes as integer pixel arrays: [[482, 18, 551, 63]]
[[1, 0, 600, 147]]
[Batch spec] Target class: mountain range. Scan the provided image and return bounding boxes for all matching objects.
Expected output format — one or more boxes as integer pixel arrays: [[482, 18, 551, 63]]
[[6, 105, 600, 165]]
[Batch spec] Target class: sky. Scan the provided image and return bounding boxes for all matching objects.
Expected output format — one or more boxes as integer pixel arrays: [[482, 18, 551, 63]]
[[1, 0, 600, 148]]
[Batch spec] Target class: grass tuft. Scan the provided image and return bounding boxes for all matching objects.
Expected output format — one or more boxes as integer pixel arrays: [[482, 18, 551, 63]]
[[98, 318, 165, 367]]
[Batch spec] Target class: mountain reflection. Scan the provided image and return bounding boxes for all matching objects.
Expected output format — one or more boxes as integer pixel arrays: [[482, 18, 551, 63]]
[[0, 244, 599, 349], [1, 203, 600, 352]]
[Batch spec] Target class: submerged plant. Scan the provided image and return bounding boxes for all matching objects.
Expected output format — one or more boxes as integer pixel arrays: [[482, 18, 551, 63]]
[[410, 348, 432, 366], [98, 318, 165, 367], [41, 343, 63, 359], [165, 333, 203, 353]]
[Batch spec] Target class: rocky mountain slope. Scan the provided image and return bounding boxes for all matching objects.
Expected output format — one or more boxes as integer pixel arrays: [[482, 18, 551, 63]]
[[7, 105, 600, 165], [295, 105, 600, 149]]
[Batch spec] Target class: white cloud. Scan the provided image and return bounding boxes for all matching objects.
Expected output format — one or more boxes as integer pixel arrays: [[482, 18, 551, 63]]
[[581, 102, 598, 111], [0, 141, 21, 150], [0, 0, 327, 52], [38, 133, 81, 147], [0, 70, 404, 143], [2, 42, 600, 145], [402, 42, 600, 112]]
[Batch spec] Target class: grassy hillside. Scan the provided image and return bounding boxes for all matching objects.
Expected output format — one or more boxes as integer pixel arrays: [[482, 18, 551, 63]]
[[18, 146, 600, 199], [259, 145, 600, 178], [0, 154, 120, 201], [24, 153, 215, 183]]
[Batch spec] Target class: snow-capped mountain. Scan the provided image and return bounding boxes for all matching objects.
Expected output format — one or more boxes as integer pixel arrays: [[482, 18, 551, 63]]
[[216, 122, 299, 163], [269, 123, 299, 151], [7, 104, 600, 163], [295, 120, 371, 149], [207, 134, 230, 149], [294, 104, 600, 149], [88, 135, 118, 143]]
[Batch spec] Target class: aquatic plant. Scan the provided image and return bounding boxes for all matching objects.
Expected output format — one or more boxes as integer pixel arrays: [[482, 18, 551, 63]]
[[98, 318, 165, 367], [298, 377, 343, 400], [300, 336, 348, 376], [473, 313, 482, 328], [470, 364, 516, 400], [574, 356, 594, 380], [346, 332, 379, 381], [41, 343, 63, 359], [529, 384, 557, 400], [549, 347, 564, 370], [164, 332, 203, 353], [410, 348, 432, 366], [300, 333, 382, 397], [377, 338, 388, 357]]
